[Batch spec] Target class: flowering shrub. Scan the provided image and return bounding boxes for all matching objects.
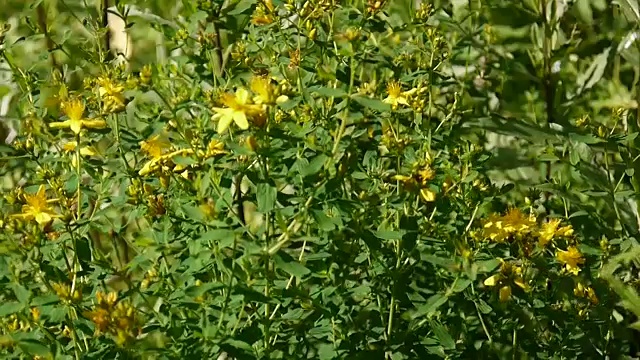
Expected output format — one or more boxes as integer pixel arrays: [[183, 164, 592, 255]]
[[0, 0, 640, 359]]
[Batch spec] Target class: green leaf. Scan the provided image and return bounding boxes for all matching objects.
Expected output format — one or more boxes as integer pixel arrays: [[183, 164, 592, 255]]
[[312, 210, 336, 231], [275, 256, 311, 277], [613, 0, 640, 21], [539, 154, 560, 162], [413, 293, 448, 319], [10, 284, 30, 304], [185, 282, 223, 297], [256, 183, 277, 212], [300, 154, 327, 177], [351, 95, 391, 112], [569, 133, 604, 144], [172, 156, 197, 166], [18, 339, 51, 357], [198, 229, 236, 248], [182, 204, 205, 222], [451, 279, 471, 293], [476, 299, 492, 314], [576, 47, 610, 94], [477, 259, 501, 274], [0, 301, 22, 316], [431, 320, 456, 350], [225, 0, 256, 15], [374, 230, 405, 240], [310, 86, 347, 98], [318, 343, 338, 360]]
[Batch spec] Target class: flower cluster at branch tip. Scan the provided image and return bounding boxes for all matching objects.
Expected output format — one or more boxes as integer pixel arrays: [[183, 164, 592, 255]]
[[84, 291, 141, 346], [138, 134, 194, 176], [50, 99, 107, 135], [52, 282, 82, 303], [483, 208, 536, 243], [556, 246, 585, 275], [212, 88, 264, 133], [252, 0, 275, 25], [62, 140, 98, 168], [574, 282, 598, 305], [10, 185, 60, 227], [96, 75, 126, 113], [383, 81, 417, 109], [483, 260, 529, 302], [212, 76, 288, 134], [393, 163, 437, 202], [538, 218, 574, 247]]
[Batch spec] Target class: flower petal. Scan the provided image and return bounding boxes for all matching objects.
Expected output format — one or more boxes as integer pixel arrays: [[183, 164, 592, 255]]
[[83, 119, 108, 129], [233, 111, 249, 130], [236, 88, 251, 105], [483, 274, 500, 287], [49, 120, 72, 129], [216, 114, 234, 134], [70, 119, 83, 134]]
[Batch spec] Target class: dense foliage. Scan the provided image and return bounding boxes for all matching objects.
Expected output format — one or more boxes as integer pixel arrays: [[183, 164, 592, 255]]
[[1, 0, 640, 359]]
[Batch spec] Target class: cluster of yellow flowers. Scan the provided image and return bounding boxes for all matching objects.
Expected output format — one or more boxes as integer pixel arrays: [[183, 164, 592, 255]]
[[483, 260, 528, 302], [138, 135, 226, 177], [138, 134, 195, 177], [482, 208, 583, 274], [51, 282, 82, 303], [10, 185, 59, 227], [482, 208, 537, 243], [574, 282, 598, 305], [50, 99, 107, 135], [211, 75, 288, 134], [251, 0, 275, 25], [2, 307, 39, 334], [393, 163, 437, 202], [382, 80, 429, 112], [84, 292, 140, 345], [479, 208, 596, 305], [96, 75, 126, 113]]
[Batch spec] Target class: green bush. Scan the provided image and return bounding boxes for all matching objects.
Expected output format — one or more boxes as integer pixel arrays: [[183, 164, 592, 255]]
[[1, 0, 640, 359]]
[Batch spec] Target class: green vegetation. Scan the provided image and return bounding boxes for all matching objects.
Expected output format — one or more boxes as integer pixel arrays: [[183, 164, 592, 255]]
[[1, 0, 640, 358]]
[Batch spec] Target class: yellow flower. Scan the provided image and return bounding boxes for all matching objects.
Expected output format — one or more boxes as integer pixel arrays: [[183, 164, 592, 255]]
[[206, 139, 226, 157], [382, 81, 416, 109], [30, 307, 40, 322], [251, 0, 275, 25], [538, 218, 573, 247], [392, 174, 414, 183], [212, 88, 264, 134], [420, 188, 436, 202], [501, 208, 535, 234], [62, 140, 98, 167], [483, 213, 507, 242], [251, 76, 276, 105], [574, 282, 598, 305], [97, 76, 125, 113], [51, 282, 82, 302], [138, 134, 194, 176], [140, 134, 171, 159], [556, 246, 585, 275], [63, 141, 97, 157], [86, 307, 110, 333], [483, 260, 528, 302], [96, 291, 118, 308], [499, 285, 512, 302], [585, 286, 598, 305], [417, 165, 435, 186], [50, 99, 107, 134], [250, 75, 289, 105], [11, 185, 59, 226], [484, 208, 535, 242]]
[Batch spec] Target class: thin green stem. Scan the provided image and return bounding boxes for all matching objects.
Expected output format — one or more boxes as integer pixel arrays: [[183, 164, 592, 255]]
[[331, 55, 356, 158]]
